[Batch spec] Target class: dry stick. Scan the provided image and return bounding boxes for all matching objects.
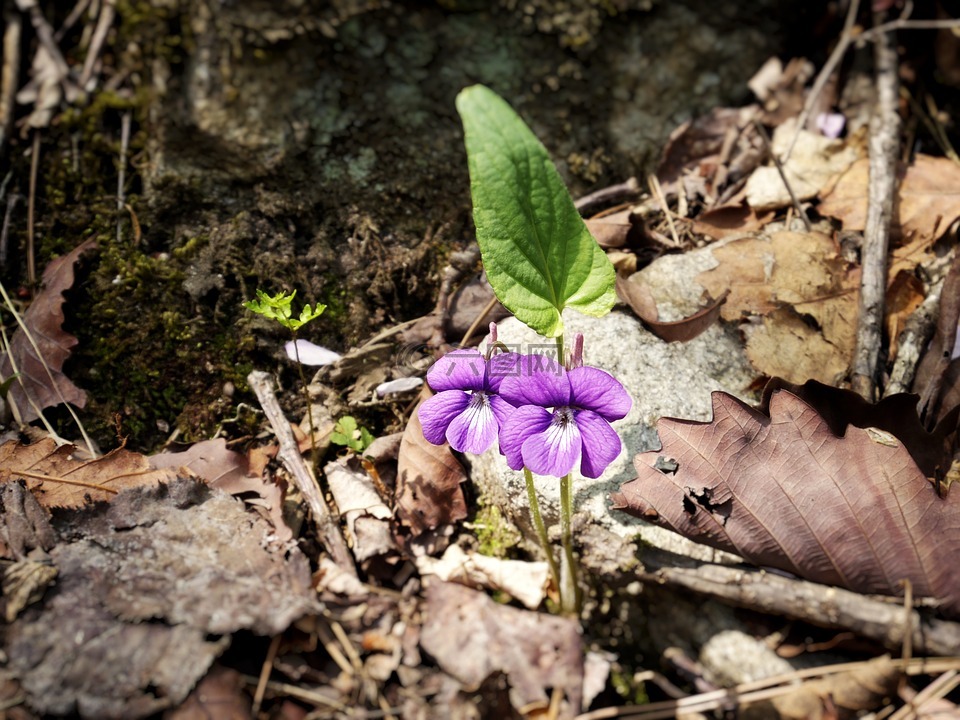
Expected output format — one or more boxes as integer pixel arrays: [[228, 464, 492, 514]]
[[459, 293, 498, 346], [636, 547, 960, 656], [251, 633, 282, 717], [79, 0, 115, 88], [886, 278, 942, 396], [26, 131, 39, 288], [781, 0, 861, 163], [851, 11, 901, 401], [247, 370, 356, 578], [647, 174, 682, 246], [116, 110, 130, 244], [0, 3, 21, 160], [751, 119, 813, 232], [574, 176, 639, 214]]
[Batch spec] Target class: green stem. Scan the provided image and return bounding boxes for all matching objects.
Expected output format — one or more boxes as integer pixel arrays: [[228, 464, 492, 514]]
[[559, 472, 581, 615], [555, 334, 565, 366], [292, 332, 319, 470], [523, 467, 561, 598]]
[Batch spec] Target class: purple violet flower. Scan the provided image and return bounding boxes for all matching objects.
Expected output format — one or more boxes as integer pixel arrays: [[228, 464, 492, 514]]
[[498, 355, 631, 479], [419, 349, 520, 454]]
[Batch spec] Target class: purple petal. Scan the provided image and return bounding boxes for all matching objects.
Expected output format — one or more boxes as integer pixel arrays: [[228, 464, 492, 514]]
[[567, 366, 632, 421], [576, 410, 622, 478], [489, 394, 516, 430], [499, 405, 552, 470], [426, 349, 485, 393], [418, 390, 470, 445], [499, 354, 570, 408], [484, 352, 522, 394], [522, 409, 582, 478], [445, 393, 499, 454]]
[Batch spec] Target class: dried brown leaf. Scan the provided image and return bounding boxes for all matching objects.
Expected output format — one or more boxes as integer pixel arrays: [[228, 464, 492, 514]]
[[692, 204, 774, 240], [585, 209, 634, 249], [0, 437, 179, 508], [697, 231, 858, 381], [166, 666, 252, 720], [149, 438, 292, 542], [657, 106, 761, 202], [613, 389, 960, 617], [420, 581, 582, 712], [742, 655, 899, 720], [819, 155, 960, 245], [1, 240, 96, 422], [395, 396, 467, 535]]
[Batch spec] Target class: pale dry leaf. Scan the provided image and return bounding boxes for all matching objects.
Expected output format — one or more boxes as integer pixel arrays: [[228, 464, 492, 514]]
[[819, 155, 960, 245], [1, 240, 96, 423], [745, 118, 858, 211], [744, 308, 851, 384], [325, 457, 396, 563], [613, 389, 960, 617], [0, 437, 179, 508], [420, 581, 583, 712], [415, 544, 548, 610]]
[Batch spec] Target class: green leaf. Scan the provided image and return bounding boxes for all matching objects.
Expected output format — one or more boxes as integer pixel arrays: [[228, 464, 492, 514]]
[[456, 85, 615, 338], [330, 416, 374, 453], [244, 289, 325, 332]]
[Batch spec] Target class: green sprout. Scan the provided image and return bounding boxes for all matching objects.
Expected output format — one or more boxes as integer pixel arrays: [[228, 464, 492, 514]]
[[330, 416, 374, 454], [243, 289, 326, 332], [245, 289, 327, 466]]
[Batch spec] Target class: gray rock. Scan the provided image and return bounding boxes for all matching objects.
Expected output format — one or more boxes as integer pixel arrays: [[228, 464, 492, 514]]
[[468, 305, 756, 562]]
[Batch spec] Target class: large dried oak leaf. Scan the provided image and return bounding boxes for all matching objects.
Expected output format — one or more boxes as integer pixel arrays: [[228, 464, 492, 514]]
[[612, 390, 960, 617]]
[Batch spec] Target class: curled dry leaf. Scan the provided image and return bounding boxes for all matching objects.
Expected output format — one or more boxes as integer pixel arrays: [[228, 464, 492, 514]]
[[616, 274, 728, 343], [325, 456, 396, 563], [395, 396, 468, 535], [744, 118, 858, 211], [420, 581, 583, 713], [0, 437, 179, 508], [415, 544, 549, 610], [0, 239, 96, 423], [613, 388, 960, 617]]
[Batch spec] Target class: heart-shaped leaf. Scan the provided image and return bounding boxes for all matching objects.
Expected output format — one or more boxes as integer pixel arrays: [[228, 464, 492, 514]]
[[456, 85, 615, 338]]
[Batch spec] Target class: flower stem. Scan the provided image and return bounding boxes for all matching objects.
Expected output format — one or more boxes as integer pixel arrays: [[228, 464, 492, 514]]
[[559, 472, 581, 615], [523, 467, 561, 600], [292, 333, 318, 470]]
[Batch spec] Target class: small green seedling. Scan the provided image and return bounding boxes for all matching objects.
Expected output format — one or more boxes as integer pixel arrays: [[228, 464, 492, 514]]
[[243, 289, 326, 331], [330, 415, 374, 454]]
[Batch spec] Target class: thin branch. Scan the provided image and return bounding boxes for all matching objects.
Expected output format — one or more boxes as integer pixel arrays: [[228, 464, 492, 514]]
[[782, 0, 861, 162], [751, 119, 813, 232], [116, 110, 130, 243], [27, 130, 39, 289], [0, 1, 21, 160], [247, 370, 357, 578], [851, 10, 901, 401]]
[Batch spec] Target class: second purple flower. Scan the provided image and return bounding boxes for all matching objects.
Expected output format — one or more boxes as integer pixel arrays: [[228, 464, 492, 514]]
[[498, 355, 631, 479]]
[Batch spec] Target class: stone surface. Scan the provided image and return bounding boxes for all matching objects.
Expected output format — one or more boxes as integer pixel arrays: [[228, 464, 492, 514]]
[[467, 303, 757, 561]]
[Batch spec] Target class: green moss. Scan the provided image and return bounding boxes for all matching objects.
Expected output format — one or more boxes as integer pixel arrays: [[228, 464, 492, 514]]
[[472, 502, 520, 558]]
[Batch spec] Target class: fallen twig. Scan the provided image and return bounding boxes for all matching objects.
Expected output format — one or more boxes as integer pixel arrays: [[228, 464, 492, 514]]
[[247, 369, 357, 578], [0, 2, 21, 160], [886, 277, 942, 396], [636, 546, 960, 657], [851, 10, 901, 401], [574, 177, 639, 215]]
